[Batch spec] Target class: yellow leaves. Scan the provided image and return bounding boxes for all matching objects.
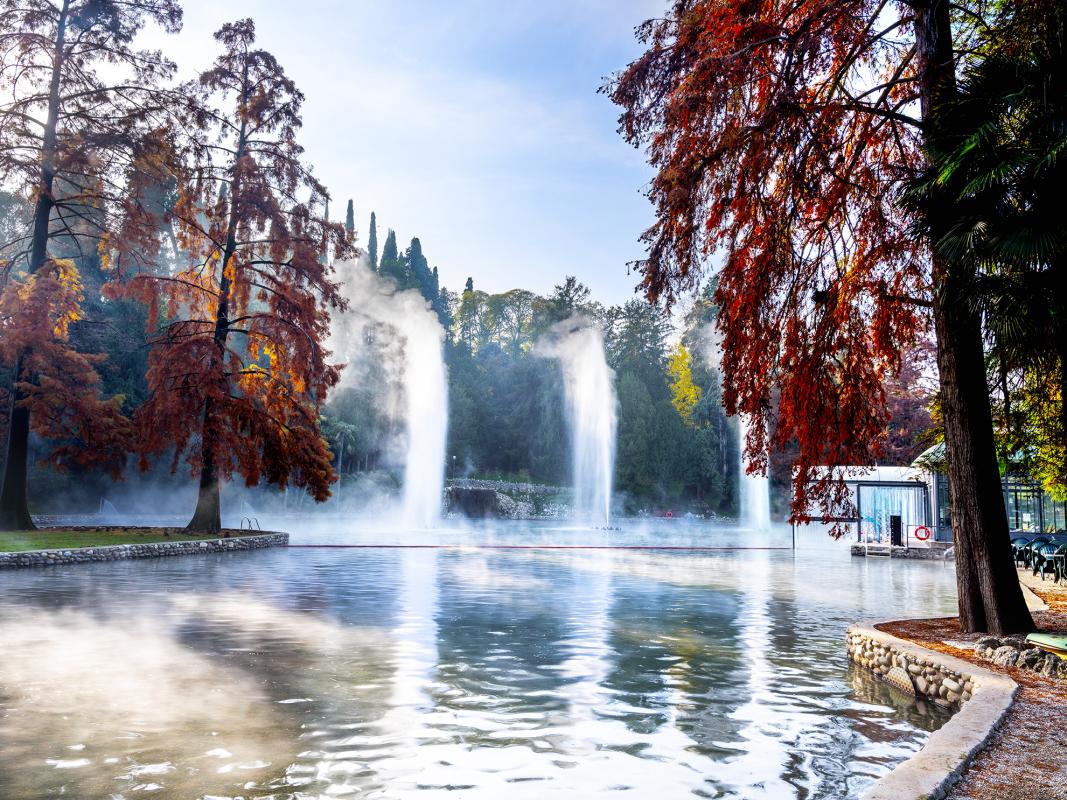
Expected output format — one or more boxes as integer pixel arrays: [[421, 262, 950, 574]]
[[223, 254, 237, 284], [667, 344, 703, 423], [0, 259, 85, 352]]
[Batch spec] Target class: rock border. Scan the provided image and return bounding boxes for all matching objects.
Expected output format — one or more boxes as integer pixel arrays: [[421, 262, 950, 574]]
[[0, 531, 289, 568], [848, 625, 1017, 800]]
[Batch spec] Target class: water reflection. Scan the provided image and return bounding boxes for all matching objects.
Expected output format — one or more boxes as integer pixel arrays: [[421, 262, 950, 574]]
[[0, 522, 956, 798]]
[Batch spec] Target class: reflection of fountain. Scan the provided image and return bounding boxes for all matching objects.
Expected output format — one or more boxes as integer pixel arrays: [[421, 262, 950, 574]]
[[329, 259, 448, 528], [738, 415, 771, 530], [540, 317, 617, 526]]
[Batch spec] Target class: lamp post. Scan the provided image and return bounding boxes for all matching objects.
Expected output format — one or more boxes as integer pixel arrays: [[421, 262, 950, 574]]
[[452, 455, 457, 483]]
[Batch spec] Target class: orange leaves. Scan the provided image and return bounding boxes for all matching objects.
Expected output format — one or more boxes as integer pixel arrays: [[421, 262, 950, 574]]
[[609, 0, 931, 524], [0, 260, 133, 476]]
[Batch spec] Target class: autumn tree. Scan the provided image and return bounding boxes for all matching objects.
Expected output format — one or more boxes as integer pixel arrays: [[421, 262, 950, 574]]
[[121, 19, 351, 533], [0, 0, 182, 531], [608, 0, 1033, 632]]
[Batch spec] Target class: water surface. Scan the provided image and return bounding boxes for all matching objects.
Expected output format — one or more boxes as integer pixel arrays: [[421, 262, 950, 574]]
[[0, 520, 958, 799]]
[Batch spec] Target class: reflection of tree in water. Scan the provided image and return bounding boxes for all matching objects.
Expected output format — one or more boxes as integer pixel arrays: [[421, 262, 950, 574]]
[[605, 579, 745, 741], [429, 551, 575, 731]]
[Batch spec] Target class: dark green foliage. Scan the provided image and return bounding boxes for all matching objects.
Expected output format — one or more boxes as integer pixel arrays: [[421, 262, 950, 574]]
[[367, 211, 378, 269], [345, 199, 354, 235]]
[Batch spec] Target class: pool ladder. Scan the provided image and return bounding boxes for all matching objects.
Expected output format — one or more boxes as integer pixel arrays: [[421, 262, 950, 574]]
[[240, 516, 262, 531]]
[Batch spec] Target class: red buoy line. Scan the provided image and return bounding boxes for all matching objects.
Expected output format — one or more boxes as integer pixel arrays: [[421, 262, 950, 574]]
[[285, 544, 791, 551]]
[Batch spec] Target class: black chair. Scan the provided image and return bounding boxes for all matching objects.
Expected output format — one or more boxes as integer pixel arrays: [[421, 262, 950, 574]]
[[1012, 536, 1033, 567], [1020, 537, 1051, 569], [1031, 542, 1062, 580]]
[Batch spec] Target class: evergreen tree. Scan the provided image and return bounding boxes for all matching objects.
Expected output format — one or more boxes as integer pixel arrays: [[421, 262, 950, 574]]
[[405, 237, 435, 300], [367, 211, 378, 270], [379, 229, 405, 286], [345, 199, 354, 236], [465, 277, 474, 293]]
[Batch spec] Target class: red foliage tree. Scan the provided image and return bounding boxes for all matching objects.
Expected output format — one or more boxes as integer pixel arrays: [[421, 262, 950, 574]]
[[0, 0, 182, 530], [117, 19, 351, 533], [607, 0, 1032, 632]]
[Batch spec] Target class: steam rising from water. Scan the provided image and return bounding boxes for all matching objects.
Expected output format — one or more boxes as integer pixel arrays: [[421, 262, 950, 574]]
[[539, 317, 617, 526], [330, 258, 448, 527]]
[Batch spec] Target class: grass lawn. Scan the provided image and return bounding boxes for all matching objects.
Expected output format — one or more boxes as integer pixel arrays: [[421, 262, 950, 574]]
[[0, 529, 224, 553]]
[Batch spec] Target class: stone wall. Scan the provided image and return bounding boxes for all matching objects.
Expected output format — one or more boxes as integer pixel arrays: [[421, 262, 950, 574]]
[[848, 628, 974, 706], [847, 625, 1016, 800], [0, 532, 288, 569]]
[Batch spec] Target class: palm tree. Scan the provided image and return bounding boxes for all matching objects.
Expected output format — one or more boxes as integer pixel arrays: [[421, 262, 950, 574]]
[[908, 2, 1067, 496]]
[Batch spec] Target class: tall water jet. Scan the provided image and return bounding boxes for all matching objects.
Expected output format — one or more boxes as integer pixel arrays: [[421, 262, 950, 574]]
[[738, 414, 771, 530], [539, 317, 617, 526], [329, 259, 448, 527], [397, 309, 448, 527]]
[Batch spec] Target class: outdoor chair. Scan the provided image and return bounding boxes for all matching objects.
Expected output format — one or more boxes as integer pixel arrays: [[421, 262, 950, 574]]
[[1019, 537, 1051, 569], [1012, 536, 1033, 567], [1031, 542, 1063, 581]]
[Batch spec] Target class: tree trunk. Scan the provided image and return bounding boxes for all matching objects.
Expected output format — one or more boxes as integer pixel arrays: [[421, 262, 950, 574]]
[[186, 398, 222, 533], [186, 59, 251, 534], [0, 2, 71, 532], [0, 380, 34, 530], [917, 0, 1033, 634]]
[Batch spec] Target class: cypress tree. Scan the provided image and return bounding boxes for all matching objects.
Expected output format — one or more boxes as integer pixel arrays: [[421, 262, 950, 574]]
[[345, 199, 354, 235], [406, 237, 433, 299], [380, 229, 403, 285], [367, 211, 379, 270]]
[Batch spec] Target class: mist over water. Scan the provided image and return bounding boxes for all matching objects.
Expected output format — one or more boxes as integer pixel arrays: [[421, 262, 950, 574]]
[[539, 317, 617, 526], [0, 522, 958, 800], [330, 259, 448, 527], [739, 414, 771, 530]]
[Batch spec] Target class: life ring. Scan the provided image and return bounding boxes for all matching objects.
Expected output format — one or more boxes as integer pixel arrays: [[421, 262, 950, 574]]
[[665, 511, 673, 518], [914, 525, 932, 541]]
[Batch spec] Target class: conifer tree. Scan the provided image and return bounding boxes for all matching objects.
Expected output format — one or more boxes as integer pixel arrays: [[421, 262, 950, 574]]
[[345, 199, 354, 236], [405, 237, 434, 300], [379, 229, 404, 285], [367, 211, 378, 270]]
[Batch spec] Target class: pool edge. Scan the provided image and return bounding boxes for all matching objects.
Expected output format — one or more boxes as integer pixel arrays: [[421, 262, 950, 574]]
[[0, 531, 290, 568], [848, 624, 1017, 800]]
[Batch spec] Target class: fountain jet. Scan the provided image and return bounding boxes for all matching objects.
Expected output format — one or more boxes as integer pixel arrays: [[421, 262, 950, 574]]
[[329, 259, 448, 527], [540, 317, 617, 527], [738, 414, 771, 530]]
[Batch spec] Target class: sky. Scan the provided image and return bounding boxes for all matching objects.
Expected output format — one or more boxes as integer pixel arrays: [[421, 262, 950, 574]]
[[143, 1, 665, 306]]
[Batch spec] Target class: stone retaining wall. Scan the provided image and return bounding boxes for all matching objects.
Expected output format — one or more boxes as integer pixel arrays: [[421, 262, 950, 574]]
[[850, 543, 952, 560], [0, 532, 288, 568], [848, 625, 1016, 800]]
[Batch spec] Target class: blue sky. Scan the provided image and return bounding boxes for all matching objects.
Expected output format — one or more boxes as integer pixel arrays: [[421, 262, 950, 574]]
[[150, 1, 664, 306]]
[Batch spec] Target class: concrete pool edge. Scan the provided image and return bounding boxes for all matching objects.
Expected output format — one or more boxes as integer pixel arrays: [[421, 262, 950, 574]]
[[0, 531, 289, 568], [848, 625, 1017, 800]]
